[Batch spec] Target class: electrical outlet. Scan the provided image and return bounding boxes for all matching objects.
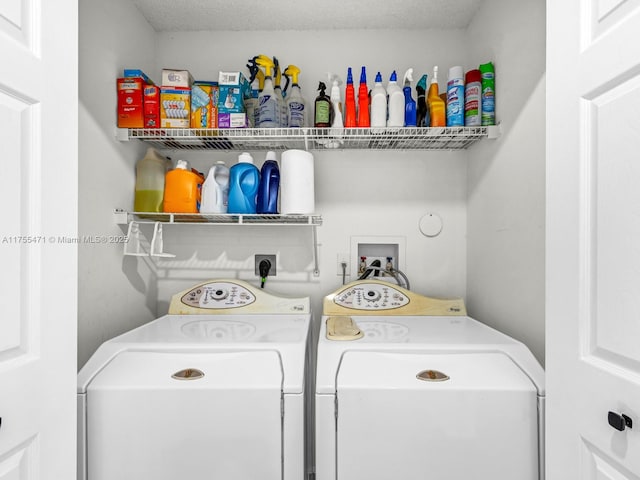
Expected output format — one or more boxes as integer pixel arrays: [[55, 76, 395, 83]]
[[255, 254, 277, 276], [337, 253, 350, 276]]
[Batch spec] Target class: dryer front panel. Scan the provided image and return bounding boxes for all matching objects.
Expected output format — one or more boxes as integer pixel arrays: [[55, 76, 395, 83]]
[[87, 350, 283, 480], [335, 351, 538, 480]]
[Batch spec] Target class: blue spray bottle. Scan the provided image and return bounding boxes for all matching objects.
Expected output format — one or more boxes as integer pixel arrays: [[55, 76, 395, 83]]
[[257, 151, 280, 214], [403, 68, 417, 127]]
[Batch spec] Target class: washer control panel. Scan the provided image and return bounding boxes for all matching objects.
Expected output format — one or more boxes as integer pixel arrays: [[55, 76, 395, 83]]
[[333, 283, 409, 310], [181, 281, 256, 309]]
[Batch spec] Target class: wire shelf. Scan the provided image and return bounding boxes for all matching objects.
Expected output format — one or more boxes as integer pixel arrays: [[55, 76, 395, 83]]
[[120, 126, 496, 151], [115, 210, 322, 226]]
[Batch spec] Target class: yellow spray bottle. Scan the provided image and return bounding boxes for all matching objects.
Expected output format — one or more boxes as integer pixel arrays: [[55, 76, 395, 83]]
[[255, 55, 278, 128], [273, 57, 287, 128], [284, 65, 306, 128]]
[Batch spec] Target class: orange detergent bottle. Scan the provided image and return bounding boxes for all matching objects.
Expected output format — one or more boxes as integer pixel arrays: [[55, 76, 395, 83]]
[[427, 66, 446, 127], [163, 160, 203, 213]]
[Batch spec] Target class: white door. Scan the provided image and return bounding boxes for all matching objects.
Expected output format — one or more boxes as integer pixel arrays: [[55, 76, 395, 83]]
[[547, 1, 640, 478], [0, 1, 78, 479]]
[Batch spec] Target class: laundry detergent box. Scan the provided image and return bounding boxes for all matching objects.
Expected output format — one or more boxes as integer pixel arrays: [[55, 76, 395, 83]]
[[217, 71, 249, 113], [117, 77, 145, 128], [123, 69, 155, 85], [190, 81, 219, 129], [218, 112, 248, 129], [144, 85, 161, 128], [160, 87, 191, 128], [162, 69, 194, 88]]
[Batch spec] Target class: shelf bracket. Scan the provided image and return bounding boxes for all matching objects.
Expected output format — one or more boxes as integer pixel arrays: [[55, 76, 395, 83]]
[[123, 221, 147, 256], [150, 222, 176, 258]]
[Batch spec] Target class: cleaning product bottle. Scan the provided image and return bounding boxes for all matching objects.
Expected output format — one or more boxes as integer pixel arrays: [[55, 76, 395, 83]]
[[403, 68, 417, 127], [356, 66, 370, 127], [273, 57, 287, 128], [427, 66, 446, 127], [386, 70, 404, 128], [200, 160, 230, 214], [245, 57, 264, 128], [134, 147, 170, 212], [370, 72, 387, 130], [163, 159, 202, 213], [329, 73, 344, 129], [257, 151, 280, 214], [227, 152, 260, 214], [479, 62, 495, 126], [416, 74, 428, 127], [314, 82, 331, 128], [464, 69, 482, 126], [446, 65, 465, 127], [343, 67, 357, 128], [255, 55, 278, 128], [284, 65, 306, 128]]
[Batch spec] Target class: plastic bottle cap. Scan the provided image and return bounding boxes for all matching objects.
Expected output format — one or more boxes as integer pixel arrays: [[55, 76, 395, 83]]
[[390, 71, 397, 82], [265, 151, 277, 161], [465, 69, 481, 84], [347, 67, 353, 85], [238, 152, 254, 164], [448, 66, 463, 81], [216, 160, 226, 165], [175, 159, 188, 170], [375, 72, 382, 83], [359, 66, 367, 83]]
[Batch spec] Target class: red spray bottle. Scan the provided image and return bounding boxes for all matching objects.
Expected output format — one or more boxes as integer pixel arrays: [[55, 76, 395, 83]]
[[357, 66, 370, 127], [344, 67, 357, 127]]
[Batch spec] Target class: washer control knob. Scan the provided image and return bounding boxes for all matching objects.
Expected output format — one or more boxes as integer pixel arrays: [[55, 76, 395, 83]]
[[364, 290, 381, 302], [211, 289, 229, 301]]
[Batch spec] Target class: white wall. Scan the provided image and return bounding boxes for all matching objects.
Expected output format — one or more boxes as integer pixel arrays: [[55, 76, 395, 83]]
[[78, 0, 159, 367], [466, 0, 546, 364]]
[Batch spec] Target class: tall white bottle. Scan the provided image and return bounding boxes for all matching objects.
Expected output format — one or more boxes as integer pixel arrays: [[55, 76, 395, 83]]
[[370, 71, 387, 131], [200, 161, 230, 213], [386, 70, 404, 127], [256, 55, 279, 128]]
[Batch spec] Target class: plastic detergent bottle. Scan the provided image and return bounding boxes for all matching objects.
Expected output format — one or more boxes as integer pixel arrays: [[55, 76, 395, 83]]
[[273, 57, 287, 128], [134, 147, 170, 212], [464, 69, 482, 126], [200, 161, 230, 214], [256, 55, 278, 128], [386, 70, 404, 128], [427, 66, 446, 127], [416, 74, 428, 127], [163, 160, 202, 213], [403, 68, 417, 127], [479, 62, 496, 126], [446, 66, 465, 127], [329, 73, 344, 129], [284, 65, 306, 128], [227, 152, 260, 214], [314, 82, 331, 127], [257, 151, 280, 214], [370, 72, 387, 130], [356, 66, 370, 127]]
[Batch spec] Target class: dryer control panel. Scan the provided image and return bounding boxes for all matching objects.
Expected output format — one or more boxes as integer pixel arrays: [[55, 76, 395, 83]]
[[180, 281, 256, 309], [333, 283, 409, 310]]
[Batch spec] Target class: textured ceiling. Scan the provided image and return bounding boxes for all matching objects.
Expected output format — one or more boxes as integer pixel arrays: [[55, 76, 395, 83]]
[[132, 0, 485, 32]]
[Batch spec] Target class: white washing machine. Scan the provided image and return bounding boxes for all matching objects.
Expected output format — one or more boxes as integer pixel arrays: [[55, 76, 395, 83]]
[[315, 280, 545, 480], [78, 279, 311, 480]]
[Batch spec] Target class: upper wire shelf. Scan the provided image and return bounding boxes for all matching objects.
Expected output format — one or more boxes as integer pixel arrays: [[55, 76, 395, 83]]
[[114, 210, 322, 226], [117, 126, 500, 151]]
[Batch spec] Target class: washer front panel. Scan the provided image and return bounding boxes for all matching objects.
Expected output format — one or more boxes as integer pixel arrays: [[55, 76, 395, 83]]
[[181, 281, 256, 309]]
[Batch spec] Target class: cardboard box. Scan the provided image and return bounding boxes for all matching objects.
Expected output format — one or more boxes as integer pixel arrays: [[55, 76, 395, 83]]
[[162, 69, 194, 88], [123, 69, 154, 85], [218, 71, 249, 113], [160, 87, 191, 128], [143, 85, 160, 128], [117, 77, 144, 128], [190, 81, 219, 129], [218, 112, 248, 129]]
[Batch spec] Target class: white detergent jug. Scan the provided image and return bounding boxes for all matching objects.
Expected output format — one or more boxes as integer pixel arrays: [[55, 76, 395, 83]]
[[200, 161, 230, 213]]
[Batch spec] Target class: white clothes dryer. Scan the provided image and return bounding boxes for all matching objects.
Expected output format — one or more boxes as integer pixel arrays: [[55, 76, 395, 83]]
[[315, 280, 545, 480], [78, 279, 311, 480]]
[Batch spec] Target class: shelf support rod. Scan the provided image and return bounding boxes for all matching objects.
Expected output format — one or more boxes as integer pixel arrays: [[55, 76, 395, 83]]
[[312, 224, 320, 277]]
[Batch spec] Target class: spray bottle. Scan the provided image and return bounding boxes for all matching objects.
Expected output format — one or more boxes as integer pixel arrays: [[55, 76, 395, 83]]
[[273, 57, 287, 128], [357, 66, 370, 127], [386, 71, 404, 128], [403, 68, 417, 127], [283, 65, 306, 128], [328, 73, 344, 129], [416, 74, 428, 127], [255, 55, 278, 128], [344, 67, 357, 128], [427, 66, 446, 127], [245, 57, 264, 128], [314, 82, 331, 127], [370, 72, 387, 130]]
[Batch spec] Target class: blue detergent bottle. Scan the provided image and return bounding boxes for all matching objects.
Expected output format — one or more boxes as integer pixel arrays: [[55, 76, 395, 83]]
[[257, 151, 280, 214], [227, 152, 260, 214]]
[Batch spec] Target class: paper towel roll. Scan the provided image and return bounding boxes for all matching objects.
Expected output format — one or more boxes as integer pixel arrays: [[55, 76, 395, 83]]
[[280, 149, 315, 214]]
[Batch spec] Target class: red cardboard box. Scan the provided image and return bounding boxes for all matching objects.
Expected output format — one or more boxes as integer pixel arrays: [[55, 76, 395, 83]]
[[144, 85, 160, 128], [117, 77, 144, 128]]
